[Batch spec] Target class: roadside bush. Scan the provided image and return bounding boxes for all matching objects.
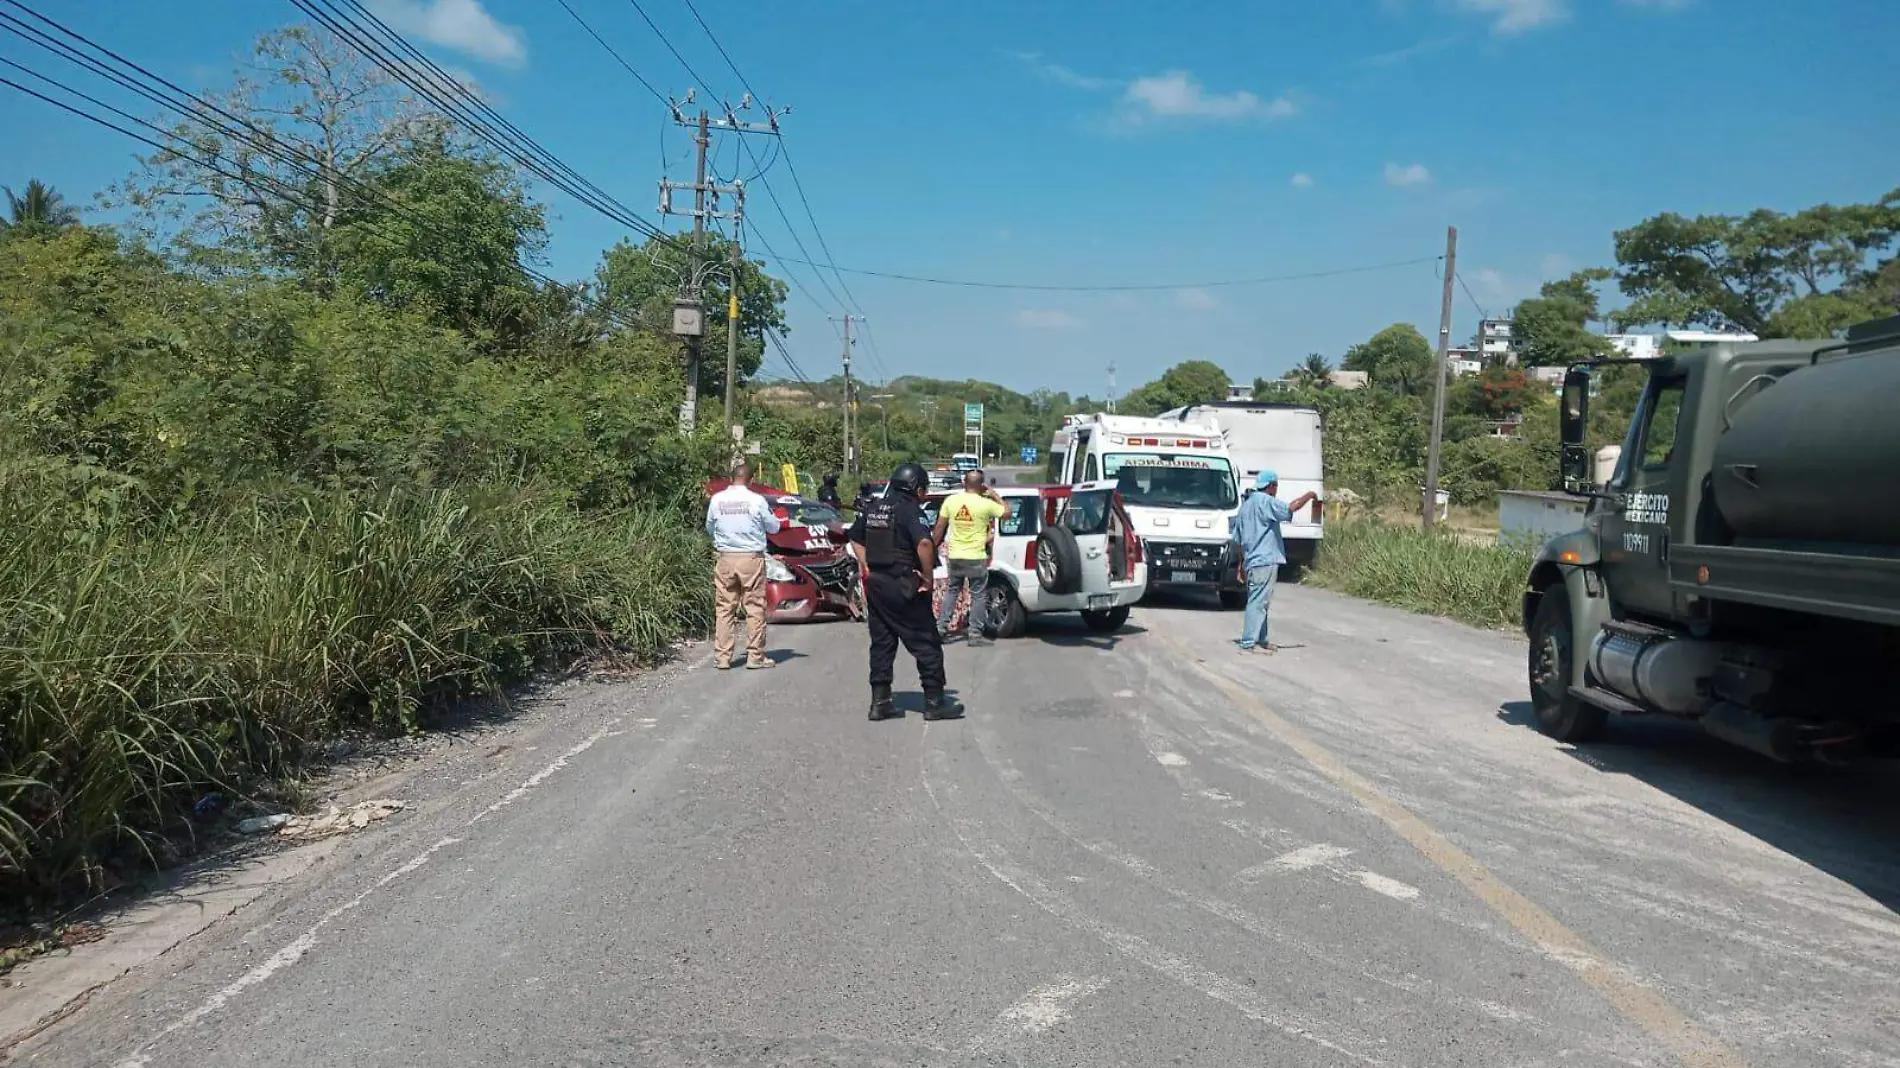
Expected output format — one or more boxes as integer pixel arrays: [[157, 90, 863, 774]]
[[0, 473, 710, 897], [1307, 518, 1530, 630]]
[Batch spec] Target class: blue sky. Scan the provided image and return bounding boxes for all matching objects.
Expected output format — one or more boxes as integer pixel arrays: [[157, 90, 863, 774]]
[[5, 0, 1898, 395]]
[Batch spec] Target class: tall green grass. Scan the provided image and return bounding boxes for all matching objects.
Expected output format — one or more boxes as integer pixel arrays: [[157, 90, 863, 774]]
[[1307, 519, 1532, 630], [0, 477, 710, 897]]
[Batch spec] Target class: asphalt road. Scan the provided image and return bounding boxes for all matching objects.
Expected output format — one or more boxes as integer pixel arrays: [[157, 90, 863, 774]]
[[14, 585, 1900, 1068]]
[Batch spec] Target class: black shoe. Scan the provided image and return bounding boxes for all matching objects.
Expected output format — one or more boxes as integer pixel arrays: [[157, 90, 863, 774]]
[[868, 684, 898, 722], [922, 690, 965, 721]]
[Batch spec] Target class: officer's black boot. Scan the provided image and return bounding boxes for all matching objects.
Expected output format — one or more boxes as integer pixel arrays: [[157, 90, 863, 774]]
[[922, 689, 965, 721], [867, 684, 897, 722]]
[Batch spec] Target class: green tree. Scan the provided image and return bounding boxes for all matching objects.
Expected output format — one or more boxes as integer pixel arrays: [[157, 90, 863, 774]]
[[330, 141, 546, 337], [1120, 359, 1231, 415], [1342, 323, 1433, 397], [595, 233, 788, 400], [1, 180, 81, 237], [107, 25, 441, 276], [1292, 352, 1334, 390], [1612, 190, 1900, 336], [1513, 268, 1614, 366]]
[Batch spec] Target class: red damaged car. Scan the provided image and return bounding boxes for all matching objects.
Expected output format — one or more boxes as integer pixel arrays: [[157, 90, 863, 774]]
[[704, 480, 864, 624]]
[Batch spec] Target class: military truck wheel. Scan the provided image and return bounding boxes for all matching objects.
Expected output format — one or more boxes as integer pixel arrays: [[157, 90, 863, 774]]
[[1528, 584, 1608, 743]]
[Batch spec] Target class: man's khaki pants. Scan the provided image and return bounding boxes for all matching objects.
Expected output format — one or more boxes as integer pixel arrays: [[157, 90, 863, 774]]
[[714, 552, 769, 665]]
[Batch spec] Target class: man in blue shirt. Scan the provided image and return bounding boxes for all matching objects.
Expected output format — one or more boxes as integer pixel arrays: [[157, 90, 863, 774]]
[[1229, 469, 1320, 654]]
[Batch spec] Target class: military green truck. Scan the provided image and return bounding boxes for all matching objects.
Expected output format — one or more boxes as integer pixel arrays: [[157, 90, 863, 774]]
[[1522, 314, 1900, 762]]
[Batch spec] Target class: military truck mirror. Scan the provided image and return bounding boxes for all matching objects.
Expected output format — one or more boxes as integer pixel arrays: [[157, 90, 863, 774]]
[[1560, 371, 1589, 447], [1560, 444, 1592, 492]]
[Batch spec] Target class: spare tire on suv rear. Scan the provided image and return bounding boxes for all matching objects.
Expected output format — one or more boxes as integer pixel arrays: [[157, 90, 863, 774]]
[[1037, 524, 1084, 595]]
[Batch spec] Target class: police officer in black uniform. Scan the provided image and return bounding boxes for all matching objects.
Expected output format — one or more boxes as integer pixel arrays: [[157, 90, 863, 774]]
[[848, 461, 965, 722]]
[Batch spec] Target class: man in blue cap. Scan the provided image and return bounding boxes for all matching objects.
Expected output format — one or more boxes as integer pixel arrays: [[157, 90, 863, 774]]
[[1229, 469, 1320, 653]]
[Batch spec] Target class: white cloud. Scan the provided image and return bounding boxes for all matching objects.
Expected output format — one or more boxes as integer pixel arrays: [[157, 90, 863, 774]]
[[1290, 172, 1315, 188], [1358, 35, 1462, 68], [1383, 161, 1433, 187], [1471, 267, 1511, 301], [1009, 50, 1112, 90], [371, 0, 526, 66], [1454, 0, 1570, 34], [1122, 70, 1296, 122], [1176, 289, 1220, 310], [1012, 54, 1295, 129], [1014, 308, 1083, 331]]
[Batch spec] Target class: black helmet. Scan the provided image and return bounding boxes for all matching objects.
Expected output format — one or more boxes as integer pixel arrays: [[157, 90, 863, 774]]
[[822, 472, 839, 484], [888, 462, 929, 496]]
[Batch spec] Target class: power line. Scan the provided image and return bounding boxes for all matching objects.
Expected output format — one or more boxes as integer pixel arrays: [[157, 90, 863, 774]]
[[290, 0, 680, 250], [0, 27, 669, 341], [767, 254, 1447, 292], [664, 1, 888, 384], [680, 0, 759, 103], [1453, 270, 1490, 321], [560, 0, 876, 395], [566, 0, 864, 393], [775, 140, 866, 314], [671, 2, 876, 354], [623, 0, 718, 93], [548, 0, 667, 105]]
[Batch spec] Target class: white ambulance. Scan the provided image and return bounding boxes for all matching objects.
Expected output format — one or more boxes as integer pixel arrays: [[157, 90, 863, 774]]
[[1052, 413, 1242, 602]]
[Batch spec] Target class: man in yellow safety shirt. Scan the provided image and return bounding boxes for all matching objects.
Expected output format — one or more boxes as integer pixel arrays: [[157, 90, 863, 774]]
[[931, 469, 1007, 645]]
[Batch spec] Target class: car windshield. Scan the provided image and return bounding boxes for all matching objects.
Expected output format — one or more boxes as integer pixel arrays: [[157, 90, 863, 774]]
[[790, 501, 842, 526], [1103, 453, 1238, 510]]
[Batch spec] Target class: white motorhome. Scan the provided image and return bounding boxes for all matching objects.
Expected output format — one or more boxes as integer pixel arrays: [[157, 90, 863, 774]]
[[1161, 401, 1325, 571], [1053, 413, 1241, 599]]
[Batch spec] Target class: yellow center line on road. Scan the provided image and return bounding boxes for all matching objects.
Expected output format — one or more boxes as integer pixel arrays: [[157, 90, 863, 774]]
[[1148, 629, 1750, 1068]]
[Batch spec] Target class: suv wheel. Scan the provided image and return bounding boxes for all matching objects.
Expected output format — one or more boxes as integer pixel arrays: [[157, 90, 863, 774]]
[[985, 584, 1028, 640], [1081, 606, 1130, 633], [1217, 589, 1246, 611]]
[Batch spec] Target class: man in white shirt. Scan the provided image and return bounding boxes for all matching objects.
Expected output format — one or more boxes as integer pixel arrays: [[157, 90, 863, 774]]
[[704, 461, 782, 670]]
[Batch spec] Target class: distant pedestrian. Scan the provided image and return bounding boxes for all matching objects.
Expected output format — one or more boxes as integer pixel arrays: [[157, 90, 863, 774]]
[[932, 469, 1007, 644], [1229, 469, 1320, 654], [849, 462, 963, 722], [818, 472, 843, 510], [704, 461, 782, 670]]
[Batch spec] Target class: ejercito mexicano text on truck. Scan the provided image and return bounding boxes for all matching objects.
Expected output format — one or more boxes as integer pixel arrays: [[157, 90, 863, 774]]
[[1523, 313, 1900, 763]]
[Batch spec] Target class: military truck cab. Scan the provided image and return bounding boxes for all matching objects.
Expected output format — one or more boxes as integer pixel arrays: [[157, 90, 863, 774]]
[[1523, 315, 1900, 762]]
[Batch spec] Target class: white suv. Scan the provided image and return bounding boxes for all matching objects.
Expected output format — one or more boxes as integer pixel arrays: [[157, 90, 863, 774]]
[[924, 481, 1147, 637]]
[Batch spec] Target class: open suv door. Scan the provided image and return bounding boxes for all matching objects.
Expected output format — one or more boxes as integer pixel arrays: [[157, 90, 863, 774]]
[[1031, 481, 1146, 631]]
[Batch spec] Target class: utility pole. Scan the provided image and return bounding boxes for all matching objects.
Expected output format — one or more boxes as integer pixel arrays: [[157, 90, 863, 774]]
[[1106, 361, 1118, 414], [661, 90, 782, 434], [723, 186, 746, 433], [831, 315, 862, 475], [1422, 225, 1459, 531], [682, 107, 710, 432]]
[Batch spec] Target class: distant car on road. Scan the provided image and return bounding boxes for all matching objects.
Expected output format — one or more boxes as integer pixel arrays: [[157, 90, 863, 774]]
[[927, 461, 961, 491]]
